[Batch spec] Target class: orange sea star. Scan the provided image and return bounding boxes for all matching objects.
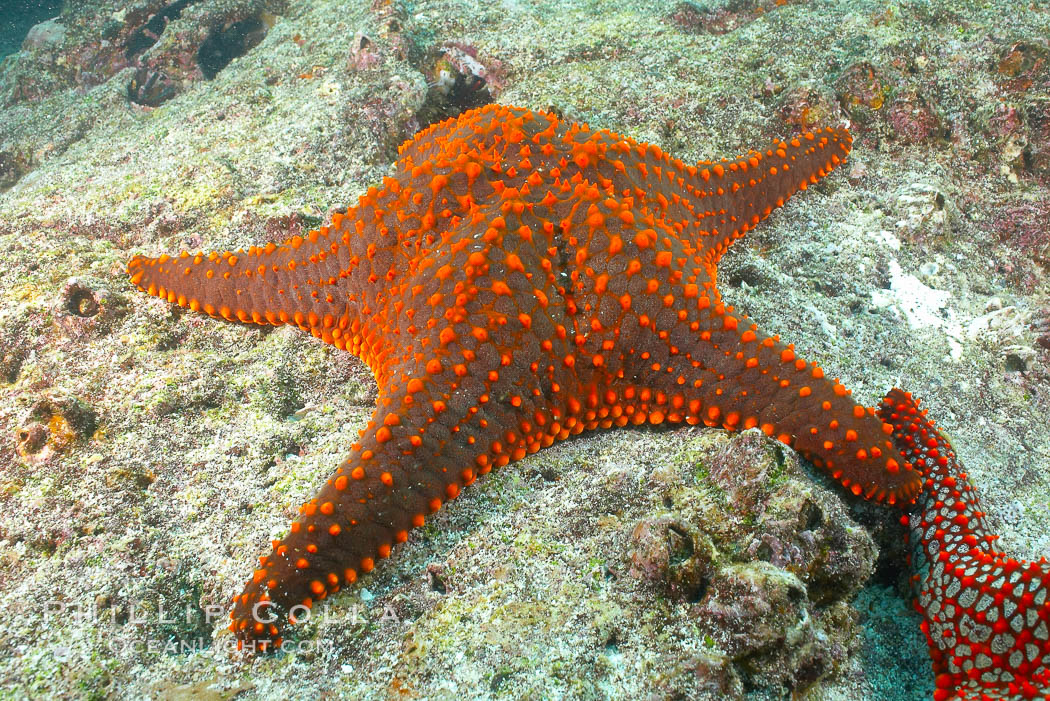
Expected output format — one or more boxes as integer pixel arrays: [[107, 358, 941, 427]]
[[126, 104, 921, 650]]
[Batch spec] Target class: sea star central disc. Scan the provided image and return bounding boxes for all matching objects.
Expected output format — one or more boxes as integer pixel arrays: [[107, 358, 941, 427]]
[[126, 104, 920, 649]]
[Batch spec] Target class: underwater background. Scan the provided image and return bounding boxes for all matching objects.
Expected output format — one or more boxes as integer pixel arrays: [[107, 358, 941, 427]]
[[0, 0, 63, 59], [0, 0, 1048, 698]]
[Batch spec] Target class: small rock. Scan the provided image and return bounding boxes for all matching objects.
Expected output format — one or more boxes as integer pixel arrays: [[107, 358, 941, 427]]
[[648, 648, 743, 698], [348, 31, 381, 71], [0, 147, 33, 191], [416, 43, 496, 127], [14, 395, 96, 463], [777, 85, 840, 130], [886, 90, 941, 144], [755, 480, 877, 603], [22, 19, 66, 52], [53, 277, 128, 338], [996, 41, 1049, 94], [697, 562, 847, 692], [127, 66, 177, 107], [628, 515, 712, 601], [835, 61, 890, 129], [699, 562, 807, 657], [1023, 99, 1050, 175], [15, 423, 48, 458], [707, 429, 776, 514]]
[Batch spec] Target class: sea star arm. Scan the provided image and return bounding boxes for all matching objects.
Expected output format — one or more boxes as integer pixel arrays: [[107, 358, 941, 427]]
[[225, 225, 578, 647], [589, 288, 917, 502], [552, 126, 920, 503], [879, 389, 1050, 700], [126, 231, 354, 337], [229, 382, 497, 649]]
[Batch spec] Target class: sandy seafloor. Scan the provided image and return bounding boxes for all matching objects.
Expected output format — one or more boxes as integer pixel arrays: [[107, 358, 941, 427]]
[[0, 0, 1048, 698]]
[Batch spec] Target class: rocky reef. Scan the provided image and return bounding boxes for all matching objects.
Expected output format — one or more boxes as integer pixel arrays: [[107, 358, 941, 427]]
[[0, 0, 1047, 698]]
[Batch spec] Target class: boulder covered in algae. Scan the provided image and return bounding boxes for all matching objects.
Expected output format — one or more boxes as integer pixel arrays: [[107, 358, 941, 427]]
[[0, 0, 1047, 698]]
